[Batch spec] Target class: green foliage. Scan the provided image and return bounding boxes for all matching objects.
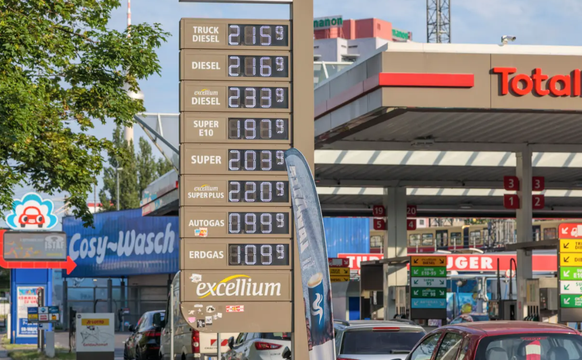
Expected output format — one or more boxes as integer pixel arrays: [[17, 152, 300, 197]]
[[156, 156, 175, 177], [100, 126, 175, 211], [0, 0, 169, 226]]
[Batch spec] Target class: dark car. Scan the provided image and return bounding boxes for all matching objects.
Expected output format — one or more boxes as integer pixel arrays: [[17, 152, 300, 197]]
[[406, 321, 582, 360], [124, 310, 165, 360], [449, 313, 490, 324]]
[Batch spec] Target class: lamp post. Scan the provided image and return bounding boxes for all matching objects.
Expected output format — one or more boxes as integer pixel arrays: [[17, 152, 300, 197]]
[[116, 167, 123, 211]]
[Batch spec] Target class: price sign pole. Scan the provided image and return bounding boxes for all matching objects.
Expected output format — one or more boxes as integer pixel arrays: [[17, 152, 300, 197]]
[[178, 0, 313, 358]]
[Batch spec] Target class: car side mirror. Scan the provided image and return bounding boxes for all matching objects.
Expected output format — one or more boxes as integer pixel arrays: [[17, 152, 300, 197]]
[[282, 346, 291, 359], [129, 325, 135, 333], [227, 336, 234, 349]]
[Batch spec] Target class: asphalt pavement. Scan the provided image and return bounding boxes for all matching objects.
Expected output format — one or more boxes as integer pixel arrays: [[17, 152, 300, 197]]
[[54, 331, 131, 360]]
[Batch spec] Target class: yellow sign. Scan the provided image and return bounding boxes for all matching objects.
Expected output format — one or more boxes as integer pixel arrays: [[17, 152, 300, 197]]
[[410, 256, 447, 267], [329, 267, 349, 276], [560, 254, 582, 267], [561, 239, 582, 253], [330, 276, 350, 282], [81, 319, 110, 326]]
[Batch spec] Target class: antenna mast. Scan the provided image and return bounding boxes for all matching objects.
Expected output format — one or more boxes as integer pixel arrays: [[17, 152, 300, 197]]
[[427, 0, 451, 43]]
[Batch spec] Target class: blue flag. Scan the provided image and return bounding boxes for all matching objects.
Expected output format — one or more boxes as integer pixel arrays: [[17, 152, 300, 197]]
[[285, 148, 336, 360]]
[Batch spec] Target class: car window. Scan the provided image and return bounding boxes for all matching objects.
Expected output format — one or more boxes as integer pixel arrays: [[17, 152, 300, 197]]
[[138, 314, 151, 331], [435, 333, 463, 360], [263, 332, 291, 341], [457, 337, 471, 360], [234, 333, 245, 346], [410, 333, 442, 360], [339, 329, 426, 355], [450, 318, 461, 324], [476, 333, 582, 360]]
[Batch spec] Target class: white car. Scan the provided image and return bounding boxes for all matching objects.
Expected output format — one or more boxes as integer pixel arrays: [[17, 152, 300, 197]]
[[334, 320, 427, 360], [222, 332, 292, 360]]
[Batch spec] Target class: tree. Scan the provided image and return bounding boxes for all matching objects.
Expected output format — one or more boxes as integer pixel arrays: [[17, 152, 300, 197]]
[[100, 129, 176, 211], [137, 137, 158, 197], [0, 1, 168, 225], [156, 157, 175, 177], [100, 125, 139, 210]]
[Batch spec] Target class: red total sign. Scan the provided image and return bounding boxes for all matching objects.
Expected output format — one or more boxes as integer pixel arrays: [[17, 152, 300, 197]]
[[494, 67, 582, 97]]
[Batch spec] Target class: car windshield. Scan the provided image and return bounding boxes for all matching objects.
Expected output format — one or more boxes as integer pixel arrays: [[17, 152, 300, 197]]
[[263, 332, 291, 341], [476, 333, 582, 360], [341, 329, 425, 354]]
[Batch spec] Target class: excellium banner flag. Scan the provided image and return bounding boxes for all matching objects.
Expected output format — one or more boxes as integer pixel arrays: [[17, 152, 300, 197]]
[[285, 148, 336, 360]]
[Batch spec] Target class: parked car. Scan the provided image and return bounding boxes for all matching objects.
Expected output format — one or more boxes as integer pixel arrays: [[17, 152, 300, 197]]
[[222, 332, 292, 360], [159, 272, 236, 360], [334, 320, 427, 360], [124, 310, 165, 360], [449, 313, 490, 324], [405, 321, 582, 360]]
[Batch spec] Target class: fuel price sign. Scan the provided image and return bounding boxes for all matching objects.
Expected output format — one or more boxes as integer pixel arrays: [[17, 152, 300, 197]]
[[179, 6, 313, 345]]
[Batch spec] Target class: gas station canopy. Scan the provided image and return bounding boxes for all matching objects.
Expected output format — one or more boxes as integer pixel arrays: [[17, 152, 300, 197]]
[[140, 42, 582, 218]]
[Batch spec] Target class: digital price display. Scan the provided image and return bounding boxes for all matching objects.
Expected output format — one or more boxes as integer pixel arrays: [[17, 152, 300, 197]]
[[228, 149, 285, 171], [228, 118, 289, 140], [228, 55, 288, 78], [229, 244, 290, 266], [228, 24, 288, 47], [181, 82, 290, 113], [228, 211, 289, 235], [228, 86, 288, 109], [228, 180, 289, 203], [181, 144, 289, 175]]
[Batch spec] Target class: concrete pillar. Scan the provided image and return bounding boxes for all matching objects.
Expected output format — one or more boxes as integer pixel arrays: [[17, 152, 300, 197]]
[[120, 279, 126, 309], [516, 146, 533, 319], [383, 187, 409, 320], [62, 280, 68, 331], [107, 279, 113, 313]]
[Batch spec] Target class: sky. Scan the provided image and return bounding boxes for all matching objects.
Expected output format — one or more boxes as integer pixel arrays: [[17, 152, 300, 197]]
[[6, 0, 582, 228]]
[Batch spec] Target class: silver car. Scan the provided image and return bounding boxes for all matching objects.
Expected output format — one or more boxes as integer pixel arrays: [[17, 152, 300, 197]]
[[334, 320, 427, 360]]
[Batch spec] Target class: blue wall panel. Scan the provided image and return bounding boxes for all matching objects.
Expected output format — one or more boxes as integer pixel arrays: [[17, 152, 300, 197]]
[[11, 269, 52, 344], [63, 209, 178, 277], [323, 217, 370, 257]]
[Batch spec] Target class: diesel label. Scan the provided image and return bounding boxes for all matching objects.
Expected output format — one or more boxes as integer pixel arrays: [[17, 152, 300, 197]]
[[192, 26, 220, 43]]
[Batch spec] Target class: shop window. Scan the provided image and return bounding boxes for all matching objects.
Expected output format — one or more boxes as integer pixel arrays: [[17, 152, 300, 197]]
[[409, 234, 421, 246], [422, 233, 434, 246], [450, 232, 462, 246], [544, 227, 557, 240]]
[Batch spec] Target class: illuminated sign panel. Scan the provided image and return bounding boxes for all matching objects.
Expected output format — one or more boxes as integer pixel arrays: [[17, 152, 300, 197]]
[[182, 239, 291, 269], [181, 176, 290, 207], [180, 113, 291, 144], [180, 19, 290, 50], [180, 50, 291, 81], [180, 82, 291, 112]]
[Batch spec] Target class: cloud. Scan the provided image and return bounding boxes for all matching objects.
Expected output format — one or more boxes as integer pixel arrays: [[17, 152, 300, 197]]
[[6, 193, 59, 230]]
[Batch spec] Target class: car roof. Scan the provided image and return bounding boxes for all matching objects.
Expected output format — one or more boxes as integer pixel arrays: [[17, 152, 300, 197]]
[[334, 320, 424, 330], [441, 321, 580, 336]]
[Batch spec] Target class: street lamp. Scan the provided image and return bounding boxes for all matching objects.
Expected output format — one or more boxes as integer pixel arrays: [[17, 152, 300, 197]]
[[116, 167, 124, 211]]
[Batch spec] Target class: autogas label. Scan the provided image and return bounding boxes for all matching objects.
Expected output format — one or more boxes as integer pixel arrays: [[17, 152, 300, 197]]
[[410, 277, 446, 288], [410, 267, 447, 277]]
